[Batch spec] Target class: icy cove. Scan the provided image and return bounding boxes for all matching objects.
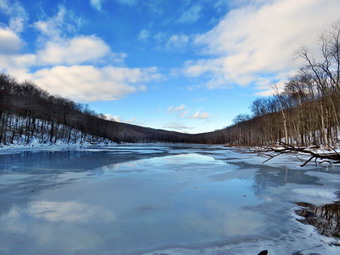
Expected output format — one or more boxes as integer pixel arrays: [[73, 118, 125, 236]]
[[0, 144, 339, 255]]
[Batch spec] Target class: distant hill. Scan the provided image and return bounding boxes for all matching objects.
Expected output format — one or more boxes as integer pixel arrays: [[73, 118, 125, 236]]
[[1, 70, 339, 148], [0, 73, 201, 146]]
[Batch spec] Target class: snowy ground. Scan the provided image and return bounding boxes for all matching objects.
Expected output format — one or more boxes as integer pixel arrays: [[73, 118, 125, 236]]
[[0, 139, 115, 154], [0, 144, 339, 255]]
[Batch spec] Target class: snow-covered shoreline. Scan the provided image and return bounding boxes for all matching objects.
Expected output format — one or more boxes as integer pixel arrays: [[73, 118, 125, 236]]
[[1, 142, 340, 168], [0, 139, 117, 153]]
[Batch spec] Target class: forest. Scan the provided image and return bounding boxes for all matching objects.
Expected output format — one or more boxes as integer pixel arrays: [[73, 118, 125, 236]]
[[0, 74, 194, 145], [0, 24, 339, 148], [195, 23, 340, 149]]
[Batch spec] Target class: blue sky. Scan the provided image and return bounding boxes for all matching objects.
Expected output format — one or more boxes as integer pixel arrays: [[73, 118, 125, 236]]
[[0, 0, 339, 133]]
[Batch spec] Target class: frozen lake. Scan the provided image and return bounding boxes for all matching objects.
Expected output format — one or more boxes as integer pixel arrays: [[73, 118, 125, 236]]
[[0, 144, 339, 255]]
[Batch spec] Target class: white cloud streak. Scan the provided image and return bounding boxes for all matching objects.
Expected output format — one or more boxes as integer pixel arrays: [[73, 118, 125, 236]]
[[168, 104, 186, 112], [90, 0, 137, 10], [166, 34, 190, 50], [138, 29, 150, 41], [104, 114, 142, 125], [36, 35, 111, 65], [184, 0, 340, 95], [0, 5, 160, 103], [190, 110, 210, 119], [116, 0, 137, 6], [167, 105, 210, 120], [34, 7, 66, 40], [90, 0, 105, 11], [0, 0, 28, 32], [34, 5, 81, 41], [29, 65, 159, 102], [178, 4, 202, 23], [163, 122, 193, 131], [0, 27, 154, 102], [104, 114, 121, 122]]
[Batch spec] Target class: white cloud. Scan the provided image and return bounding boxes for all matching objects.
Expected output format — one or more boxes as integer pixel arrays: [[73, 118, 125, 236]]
[[219, 0, 252, 9], [255, 77, 287, 97], [104, 114, 144, 125], [0, 3, 160, 105], [0, 53, 36, 75], [0, 0, 28, 32], [168, 104, 186, 112], [138, 29, 150, 41], [178, 4, 202, 23], [163, 122, 193, 131], [178, 109, 190, 118], [28, 65, 159, 102], [167, 105, 210, 120], [116, 0, 137, 6], [153, 32, 166, 44], [90, 0, 105, 11], [167, 104, 191, 118], [31, 7, 125, 67], [0, 26, 36, 75], [184, 0, 340, 95], [166, 34, 190, 50], [0, 29, 131, 103], [104, 114, 120, 121], [36, 35, 111, 66], [183, 59, 220, 77], [0, 28, 23, 53], [90, 0, 137, 11], [34, 7, 66, 40], [34, 6, 81, 41], [151, 32, 191, 51], [190, 110, 210, 119], [145, 1, 163, 16]]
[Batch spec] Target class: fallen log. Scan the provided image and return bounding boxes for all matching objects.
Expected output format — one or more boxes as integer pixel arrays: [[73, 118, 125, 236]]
[[261, 143, 340, 167]]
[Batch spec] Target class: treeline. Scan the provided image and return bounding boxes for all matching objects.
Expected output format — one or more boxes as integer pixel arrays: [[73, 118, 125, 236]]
[[196, 23, 340, 148], [0, 74, 194, 145], [0, 74, 110, 145], [1, 24, 339, 148]]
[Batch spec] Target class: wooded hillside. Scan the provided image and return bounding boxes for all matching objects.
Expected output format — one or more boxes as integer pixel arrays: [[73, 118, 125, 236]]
[[196, 23, 340, 148], [0, 74, 194, 145]]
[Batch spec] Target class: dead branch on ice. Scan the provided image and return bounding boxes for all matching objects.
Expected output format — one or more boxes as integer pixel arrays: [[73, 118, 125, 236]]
[[258, 143, 340, 167]]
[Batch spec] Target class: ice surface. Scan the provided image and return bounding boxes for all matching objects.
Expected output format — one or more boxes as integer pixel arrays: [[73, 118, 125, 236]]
[[0, 144, 339, 255]]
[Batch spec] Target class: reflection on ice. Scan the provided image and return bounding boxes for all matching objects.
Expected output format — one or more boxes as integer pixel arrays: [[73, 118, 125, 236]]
[[291, 188, 338, 204], [16, 201, 116, 223], [186, 205, 264, 237], [0, 144, 339, 255]]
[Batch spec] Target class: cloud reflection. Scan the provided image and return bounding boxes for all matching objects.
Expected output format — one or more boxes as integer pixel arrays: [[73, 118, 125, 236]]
[[10, 201, 116, 223]]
